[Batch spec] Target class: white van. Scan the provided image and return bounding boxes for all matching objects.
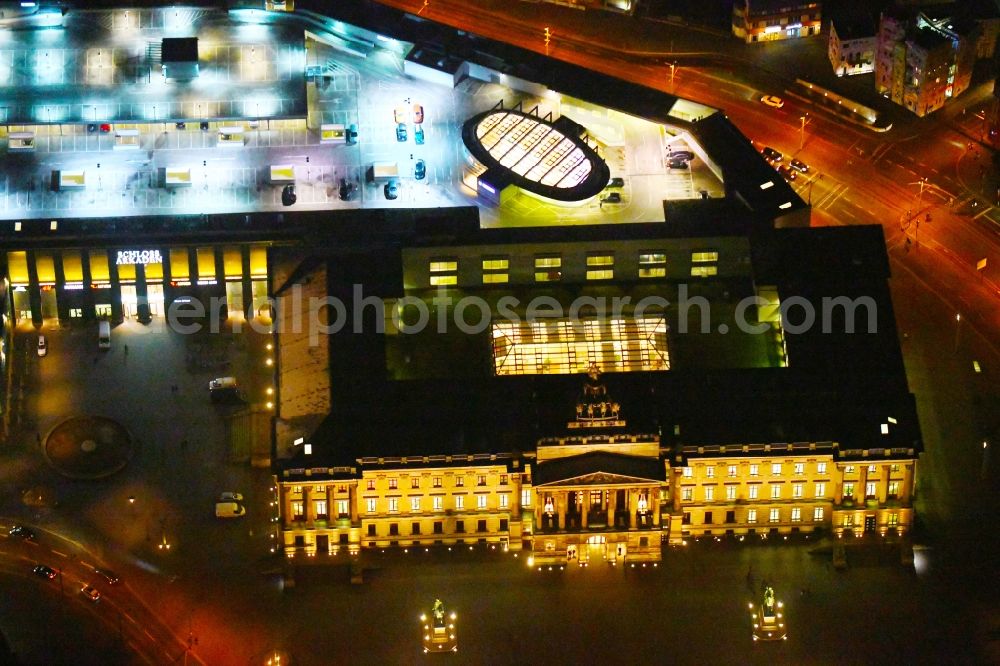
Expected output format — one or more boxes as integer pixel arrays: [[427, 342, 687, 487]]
[[215, 501, 246, 518], [98, 320, 111, 350]]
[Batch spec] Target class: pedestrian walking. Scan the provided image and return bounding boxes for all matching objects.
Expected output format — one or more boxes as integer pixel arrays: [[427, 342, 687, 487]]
[[124, 344, 129, 355]]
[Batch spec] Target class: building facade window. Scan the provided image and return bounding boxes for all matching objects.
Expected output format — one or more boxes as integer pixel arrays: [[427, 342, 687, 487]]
[[455, 495, 465, 510], [455, 476, 464, 487], [690, 265, 718, 277], [691, 251, 719, 263], [433, 496, 443, 511], [815, 483, 825, 498], [500, 474, 508, 485], [482, 257, 509, 271], [412, 522, 420, 535], [728, 465, 737, 478], [792, 483, 803, 499], [477, 475, 487, 487], [638, 252, 667, 278], [587, 269, 614, 281], [291, 501, 304, 520], [888, 513, 899, 527], [748, 509, 757, 523], [535, 255, 562, 282], [704, 486, 714, 502], [476, 494, 488, 510], [705, 466, 715, 478], [366, 498, 377, 514], [388, 498, 399, 513], [411, 477, 420, 489], [817, 462, 827, 475], [794, 463, 804, 475], [771, 463, 782, 476], [845, 466, 855, 475], [410, 497, 421, 512], [791, 507, 801, 522], [433, 477, 442, 488], [429, 260, 458, 272], [865, 482, 877, 498], [813, 507, 824, 521], [388, 478, 398, 490], [843, 483, 855, 499], [770, 484, 781, 499], [769, 508, 780, 523], [726, 485, 737, 500], [888, 481, 899, 498], [315, 500, 328, 519], [683, 467, 693, 478], [521, 489, 532, 507], [749, 484, 759, 500], [366, 479, 375, 490], [335, 499, 348, 517], [682, 487, 693, 502], [499, 493, 509, 509], [750, 464, 759, 477]]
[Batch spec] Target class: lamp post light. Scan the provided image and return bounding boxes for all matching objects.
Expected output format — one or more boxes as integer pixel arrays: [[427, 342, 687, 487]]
[[799, 114, 808, 150], [954, 313, 962, 353], [544, 27, 551, 53], [669, 62, 676, 88]]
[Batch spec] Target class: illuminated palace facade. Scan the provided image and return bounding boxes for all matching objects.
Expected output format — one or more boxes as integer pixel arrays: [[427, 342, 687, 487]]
[[272, 221, 921, 566]]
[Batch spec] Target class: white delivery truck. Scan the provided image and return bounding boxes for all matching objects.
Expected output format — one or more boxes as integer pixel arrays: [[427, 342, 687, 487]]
[[369, 162, 398, 182], [98, 320, 111, 350]]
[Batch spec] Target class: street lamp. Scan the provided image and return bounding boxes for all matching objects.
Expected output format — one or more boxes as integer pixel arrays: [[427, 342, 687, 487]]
[[544, 27, 551, 52], [954, 313, 961, 353], [669, 62, 676, 87], [799, 114, 808, 150]]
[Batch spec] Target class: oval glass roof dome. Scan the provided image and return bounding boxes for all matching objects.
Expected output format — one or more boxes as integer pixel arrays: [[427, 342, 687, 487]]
[[462, 108, 610, 202]]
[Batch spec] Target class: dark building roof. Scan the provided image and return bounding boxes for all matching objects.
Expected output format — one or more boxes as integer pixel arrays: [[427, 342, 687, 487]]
[[832, 11, 877, 40], [161, 37, 198, 63], [534, 452, 665, 485], [911, 26, 952, 50]]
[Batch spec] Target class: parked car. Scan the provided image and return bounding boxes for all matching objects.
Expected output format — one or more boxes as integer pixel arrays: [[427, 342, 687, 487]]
[[606, 177, 625, 188], [412, 104, 424, 124], [760, 95, 785, 109], [200, 121, 210, 131], [33, 565, 57, 580], [174, 122, 185, 130], [384, 179, 400, 200], [281, 184, 297, 206], [667, 159, 689, 170], [339, 178, 354, 201], [777, 164, 797, 181], [414, 125, 425, 145], [667, 150, 694, 161], [347, 123, 358, 144], [94, 569, 120, 585], [80, 585, 101, 603], [99, 123, 112, 133], [789, 158, 809, 173], [415, 159, 426, 181], [394, 106, 408, 124], [761, 146, 782, 162], [219, 492, 244, 502], [86, 124, 97, 134], [37, 335, 47, 357], [215, 501, 246, 518], [395, 123, 407, 142], [9, 525, 36, 540], [601, 192, 622, 204]]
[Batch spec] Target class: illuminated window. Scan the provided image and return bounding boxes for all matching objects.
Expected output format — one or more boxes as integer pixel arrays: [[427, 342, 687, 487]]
[[411, 477, 420, 489], [476, 494, 488, 509], [586, 269, 614, 281], [433, 477, 442, 488], [500, 474, 508, 485], [535, 270, 561, 282], [815, 483, 825, 498], [366, 498, 377, 513], [705, 466, 715, 479], [845, 465, 855, 475], [335, 500, 348, 517], [748, 485, 759, 500], [843, 483, 855, 499], [867, 464, 877, 475], [792, 483, 803, 499], [769, 508, 780, 523], [388, 498, 399, 513], [726, 485, 737, 500], [842, 514, 854, 527], [638, 252, 666, 278], [477, 475, 487, 487], [747, 509, 757, 523], [433, 496, 443, 511], [770, 484, 781, 499], [813, 507, 824, 521], [704, 486, 714, 502], [888, 513, 898, 527], [791, 507, 801, 522], [410, 497, 421, 512], [691, 251, 718, 263], [586, 254, 614, 267], [771, 463, 782, 476], [482, 257, 509, 271], [521, 489, 532, 507], [499, 493, 509, 508], [727, 465, 737, 478], [291, 501, 304, 520], [366, 479, 375, 490], [430, 274, 458, 286], [455, 476, 464, 488], [690, 266, 717, 277], [388, 478, 397, 490], [455, 495, 465, 510], [794, 463, 804, 475], [483, 273, 508, 284], [429, 260, 458, 272], [292, 486, 303, 494], [890, 464, 900, 473], [865, 482, 877, 498], [817, 462, 827, 475], [888, 481, 899, 497], [535, 255, 561, 268], [639, 252, 666, 264], [683, 467, 693, 478], [681, 487, 693, 501], [749, 464, 759, 477]]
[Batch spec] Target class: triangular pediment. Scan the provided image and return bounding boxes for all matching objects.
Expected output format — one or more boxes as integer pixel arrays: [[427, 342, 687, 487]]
[[535, 471, 658, 487]]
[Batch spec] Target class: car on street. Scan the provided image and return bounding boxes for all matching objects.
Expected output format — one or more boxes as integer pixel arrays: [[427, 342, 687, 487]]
[[750, 585, 787, 641], [760, 95, 785, 109], [99, 123, 112, 133], [667, 159, 689, 170], [37, 335, 47, 357], [601, 192, 622, 204], [219, 492, 244, 502], [790, 158, 809, 173], [761, 146, 782, 162], [87, 124, 97, 133], [421, 599, 457, 654], [281, 184, 297, 206], [33, 565, 57, 580], [777, 164, 797, 181], [607, 177, 625, 188], [200, 121, 210, 131], [415, 159, 426, 181], [175, 122, 185, 130], [347, 123, 358, 144], [667, 150, 694, 161], [384, 179, 400, 200], [94, 569, 120, 585], [9, 525, 36, 540], [396, 123, 407, 142], [394, 106, 408, 124], [339, 178, 354, 201], [80, 585, 101, 603], [414, 125, 425, 145], [413, 104, 424, 124]]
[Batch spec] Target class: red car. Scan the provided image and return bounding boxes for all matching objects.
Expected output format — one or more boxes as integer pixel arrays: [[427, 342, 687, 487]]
[[99, 123, 112, 133]]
